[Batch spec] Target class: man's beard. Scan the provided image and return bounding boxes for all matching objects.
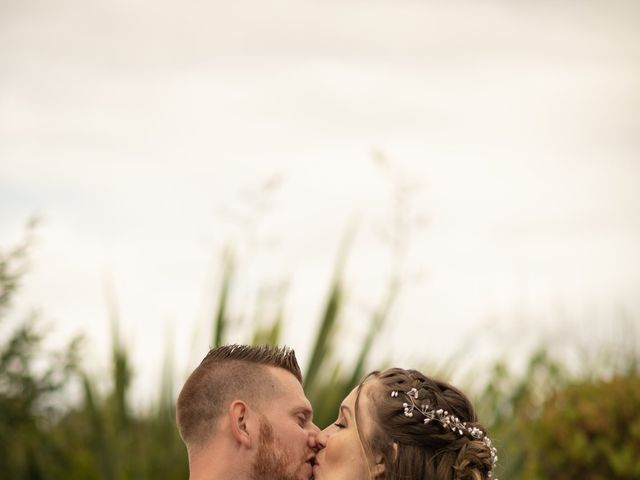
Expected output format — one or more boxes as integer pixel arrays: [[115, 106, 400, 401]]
[[250, 417, 306, 480]]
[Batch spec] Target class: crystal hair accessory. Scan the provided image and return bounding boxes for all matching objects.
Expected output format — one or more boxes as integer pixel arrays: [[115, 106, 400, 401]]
[[391, 388, 499, 479]]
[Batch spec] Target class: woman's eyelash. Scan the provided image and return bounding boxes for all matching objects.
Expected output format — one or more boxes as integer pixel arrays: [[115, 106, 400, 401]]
[[334, 422, 346, 429]]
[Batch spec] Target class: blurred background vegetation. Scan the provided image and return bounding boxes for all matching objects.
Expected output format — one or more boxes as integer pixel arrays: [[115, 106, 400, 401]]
[[1, 223, 638, 480]]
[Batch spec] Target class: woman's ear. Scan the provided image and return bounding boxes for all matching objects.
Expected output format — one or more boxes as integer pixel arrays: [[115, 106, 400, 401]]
[[229, 400, 252, 448], [372, 443, 397, 478], [371, 461, 386, 478]]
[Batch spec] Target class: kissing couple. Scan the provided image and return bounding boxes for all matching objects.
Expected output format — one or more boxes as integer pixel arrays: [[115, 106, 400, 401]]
[[177, 344, 498, 480]]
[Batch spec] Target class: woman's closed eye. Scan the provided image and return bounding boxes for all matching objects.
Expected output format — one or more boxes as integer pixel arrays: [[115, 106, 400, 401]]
[[333, 418, 347, 429]]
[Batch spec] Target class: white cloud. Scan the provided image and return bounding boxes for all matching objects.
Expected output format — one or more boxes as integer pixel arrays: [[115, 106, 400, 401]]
[[1, 0, 639, 402]]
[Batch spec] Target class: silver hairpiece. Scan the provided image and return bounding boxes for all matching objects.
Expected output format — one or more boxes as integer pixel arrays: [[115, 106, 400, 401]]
[[391, 388, 499, 478]]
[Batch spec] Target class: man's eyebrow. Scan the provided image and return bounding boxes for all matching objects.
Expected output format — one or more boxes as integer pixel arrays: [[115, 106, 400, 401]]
[[293, 405, 313, 418]]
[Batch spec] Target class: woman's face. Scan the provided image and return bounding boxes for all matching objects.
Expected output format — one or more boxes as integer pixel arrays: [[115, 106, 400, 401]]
[[313, 381, 379, 480]]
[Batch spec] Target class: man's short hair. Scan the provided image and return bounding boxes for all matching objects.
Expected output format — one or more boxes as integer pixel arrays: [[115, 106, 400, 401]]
[[176, 344, 302, 448]]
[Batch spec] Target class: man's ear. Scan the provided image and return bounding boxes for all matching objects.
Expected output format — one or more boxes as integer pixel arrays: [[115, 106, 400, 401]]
[[229, 400, 252, 448]]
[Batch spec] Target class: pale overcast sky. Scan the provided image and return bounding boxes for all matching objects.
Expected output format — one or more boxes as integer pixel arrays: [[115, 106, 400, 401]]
[[2, 0, 639, 403]]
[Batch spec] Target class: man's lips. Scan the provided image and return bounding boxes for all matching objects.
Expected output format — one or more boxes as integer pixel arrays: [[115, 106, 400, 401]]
[[305, 456, 316, 480], [305, 455, 316, 475]]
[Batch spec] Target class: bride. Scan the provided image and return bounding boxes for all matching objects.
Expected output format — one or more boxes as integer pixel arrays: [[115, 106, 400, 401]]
[[313, 368, 498, 480]]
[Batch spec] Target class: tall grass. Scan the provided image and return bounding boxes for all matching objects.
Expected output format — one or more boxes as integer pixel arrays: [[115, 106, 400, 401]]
[[1, 224, 638, 479]]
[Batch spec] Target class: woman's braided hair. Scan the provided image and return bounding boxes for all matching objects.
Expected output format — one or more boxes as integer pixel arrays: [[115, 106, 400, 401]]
[[355, 368, 497, 480]]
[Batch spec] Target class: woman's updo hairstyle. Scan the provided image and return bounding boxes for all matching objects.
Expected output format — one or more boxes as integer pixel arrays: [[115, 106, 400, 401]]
[[356, 368, 498, 480]]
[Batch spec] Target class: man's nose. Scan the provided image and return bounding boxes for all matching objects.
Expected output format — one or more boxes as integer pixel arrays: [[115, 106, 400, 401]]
[[307, 422, 321, 449]]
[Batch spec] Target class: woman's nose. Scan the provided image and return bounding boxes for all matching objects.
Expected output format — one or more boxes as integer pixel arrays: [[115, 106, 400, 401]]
[[316, 425, 331, 449]]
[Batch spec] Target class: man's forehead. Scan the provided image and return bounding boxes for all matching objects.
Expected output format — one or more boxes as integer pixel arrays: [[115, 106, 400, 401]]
[[265, 366, 312, 410]]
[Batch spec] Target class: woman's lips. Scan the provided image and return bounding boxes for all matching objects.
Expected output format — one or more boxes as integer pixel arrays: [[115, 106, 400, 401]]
[[312, 453, 322, 477]]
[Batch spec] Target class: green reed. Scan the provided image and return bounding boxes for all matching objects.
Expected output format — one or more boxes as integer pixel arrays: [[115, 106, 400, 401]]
[[1, 224, 638, 479]]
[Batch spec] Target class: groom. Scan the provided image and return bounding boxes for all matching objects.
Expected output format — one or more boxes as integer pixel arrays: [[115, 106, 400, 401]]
[[176, 344, 319, 480]]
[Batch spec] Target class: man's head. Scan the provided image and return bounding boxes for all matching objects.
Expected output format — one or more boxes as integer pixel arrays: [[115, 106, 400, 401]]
[[177, 344, 318, 480]]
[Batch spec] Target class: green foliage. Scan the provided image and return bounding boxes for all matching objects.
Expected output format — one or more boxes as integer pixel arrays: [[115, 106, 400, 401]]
[[212, 249, 234, 348], [0, 222, 80, 478], [473, 345, 640, 480], [303, 271, 397, 428], [209, 234, 398, 428], [48, 306, 189, 480], [0, 225, 188, 480], [473, 348, 569, 479], [521, 375, 640, 479], [1, 222, 639, 479]]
